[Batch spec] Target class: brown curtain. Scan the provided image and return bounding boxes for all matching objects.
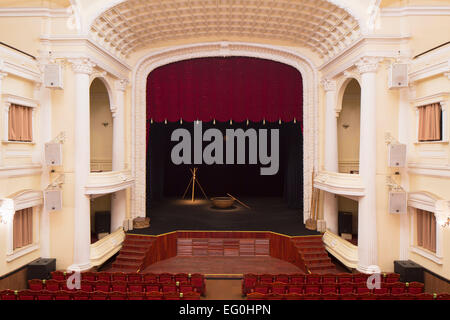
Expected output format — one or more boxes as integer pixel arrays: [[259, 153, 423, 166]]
[[13, 208, 33, 250], [8, 104, 33, 142], [418, 103, 442, 141], [416, 209, 436, 253]]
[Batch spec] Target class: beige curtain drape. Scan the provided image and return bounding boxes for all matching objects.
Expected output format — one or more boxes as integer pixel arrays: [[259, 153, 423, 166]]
[[8, 104, 33, 142], [13, 207, 33, 250], [416, 209, 436, 253], [418, 103, 442, 141]]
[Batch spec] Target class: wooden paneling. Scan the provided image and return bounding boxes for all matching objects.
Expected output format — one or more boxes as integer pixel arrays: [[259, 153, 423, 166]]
[[0, 267, 28, 291], [177, 238, 269, 257], [269, 233, 307, 273], [424, 271, 450, 294]]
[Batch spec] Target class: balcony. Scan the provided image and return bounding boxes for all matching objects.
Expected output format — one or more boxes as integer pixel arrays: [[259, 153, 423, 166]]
[[314, 171, 365, 198], [322, 230, 358, 269], [85, 170, 135, 195], [90, 228, 125, 267]]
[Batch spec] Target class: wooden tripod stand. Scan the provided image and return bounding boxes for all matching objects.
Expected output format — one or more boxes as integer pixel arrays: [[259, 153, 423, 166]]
[[182, 168, 208, 202]]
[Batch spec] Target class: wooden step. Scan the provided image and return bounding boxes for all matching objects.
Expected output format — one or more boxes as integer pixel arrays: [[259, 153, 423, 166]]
[[120, 250, 146, 257], [303, 256, 331, 264], [307, 262, 337, 272], [111, 261, 141, 271], [124, 238, 155, 246], [121, 244, 149, 252], [116, 254, 143, 264]]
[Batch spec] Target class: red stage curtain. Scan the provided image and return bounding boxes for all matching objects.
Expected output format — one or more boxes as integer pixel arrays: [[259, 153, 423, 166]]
[[146, 57, 303, 124]]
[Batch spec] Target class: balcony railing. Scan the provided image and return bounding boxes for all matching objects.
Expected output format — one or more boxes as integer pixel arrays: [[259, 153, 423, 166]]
[[90, 228, 125, 267], [314, 171, 365, 197], [85, 170, 135, 195], [322, 230, 358, 269]]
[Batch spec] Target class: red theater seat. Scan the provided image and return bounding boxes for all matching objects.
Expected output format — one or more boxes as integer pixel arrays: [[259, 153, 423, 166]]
[[271, 282, 287, 294], [146, 291, 163, 300], [17, 290, 36, 300], [164, 292, 181, 300], [357, 293, 377, 300], [179, 284, 194, 294], [111, 272, 127, 281], [389, 282, 406, 294], [373, 282, 389, 295], [304, 284, 320, 294], [287, 284, 304, 294], [190, 274, 205, 295], [306, 274, 321, 284], [128, 282, 144, 293], [259, 274, 274, 284], [54, 291, 72, 301], [436, 293, 450, 300], [94, 281, 111, 292], [289, 274, 305, 284], [81, 271, 97, 281], [0, 290, 17, 300], [127, 273, 142, 283], [175, 273, 189, 284], [321, 274, 337, 284], [415, 293, 434, 300], [159, 273, 173, 284], [407, 282, 424, 294], [182, 292, 201, 300], [128, 292, 146, 300], [321, 283, 338, 294], [242, 274, 258, 294], [51, 271, 66, 281], [355, 282, 371, 294], [266, 293, 284, 300], [80, 280, 95, 292], [28, 279, 44, 291], [96, 272, 111, 282], [45, 279, 61, 292], [396, 293, 417, 300], [109, 291, 127, 300], [275, 274, 289, 284], [336, 273, 353, 283], [111, 281, 127, 293], [284, 293, 303, 300], [143, 273, 158, 282], [144, 282, 160, 293], [353, 273, 369, 284], [36, 290, 54, 301], [340, 293, 358, 300], [247, 292, 266, 300], [253, 283, 270, 294], [384, 273, 400, 283], [162, 283, 177, 293], [72, 291, 90, 300], [91, 291, 109, 300], [302, 293, 322, 300], [322, 293, 340, 300]]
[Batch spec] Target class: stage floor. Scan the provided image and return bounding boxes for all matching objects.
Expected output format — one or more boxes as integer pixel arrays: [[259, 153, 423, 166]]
[[141, 256, 304, 277], [131, 197, 320, 236]]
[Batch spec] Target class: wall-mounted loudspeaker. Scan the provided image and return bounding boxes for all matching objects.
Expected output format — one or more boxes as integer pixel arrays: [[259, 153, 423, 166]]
[[388, 143, 406, 167], [44, 64, 63, 89], [388, 63, 408, 89], [389, 191, 407, 214], [45, 143, 62, 166], [44, 189, 62, 211]]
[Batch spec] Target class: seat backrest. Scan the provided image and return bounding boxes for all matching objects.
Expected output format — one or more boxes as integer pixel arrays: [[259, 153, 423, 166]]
[[112, 272, 127, 281], [17, 290, 36, 300], [306, 274, 321, 284], [143, 273, 158, 282], [336, 273, 353, 283], [384, 273, 400, 283], [45, 279, 61, 291], [91, 291, 109, 300], [94, 281, 111, 292], [51, 271, 66, 281], [109, 292, 127, 300], [28, 279, 44, 290], [321, 274, 337, 284], [181, 292, 201, 300], [274, 274, 289, 283], [96, 272, 111, 282], [289, 274, 305, 284], [407, 282, 424, 294], [81, 272, 97, 281], [247, 292, 266, 300], [0, 290, 17, 300], [127, 273, 143, 283], [36, 290, 54, 300], [54, 291, 72, 300]]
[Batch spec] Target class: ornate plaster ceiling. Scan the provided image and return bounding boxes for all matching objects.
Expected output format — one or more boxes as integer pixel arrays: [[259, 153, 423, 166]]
[[90, 0, 361, 60]]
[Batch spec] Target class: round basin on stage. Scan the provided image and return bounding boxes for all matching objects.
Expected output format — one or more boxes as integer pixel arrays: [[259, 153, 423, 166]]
[[211, 197, 235, 209]]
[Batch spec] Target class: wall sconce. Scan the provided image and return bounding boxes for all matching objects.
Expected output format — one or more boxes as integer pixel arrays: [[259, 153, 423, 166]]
[[102, 122, 109, 128], [342, 124, 350, 129]]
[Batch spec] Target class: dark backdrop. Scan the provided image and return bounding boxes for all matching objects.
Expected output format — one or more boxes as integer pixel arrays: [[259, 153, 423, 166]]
[[146, 121, 303, 211]]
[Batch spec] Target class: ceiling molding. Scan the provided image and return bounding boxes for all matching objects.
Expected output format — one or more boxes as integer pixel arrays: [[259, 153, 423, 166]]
[[0, 7, 70, 18], [89, 0, 361, 61], [381, 6, 450, 17]]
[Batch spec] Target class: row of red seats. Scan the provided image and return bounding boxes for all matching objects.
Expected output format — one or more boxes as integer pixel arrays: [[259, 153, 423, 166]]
[[0, 289, 200, 301], [247, 292, 450, 300], [245, 281, 424, 295], [51, 271, 202, 284], [29, 279, 199, 295]]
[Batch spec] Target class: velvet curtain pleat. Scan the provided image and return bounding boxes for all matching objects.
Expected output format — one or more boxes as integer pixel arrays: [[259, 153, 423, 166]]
[[8, 104, 33, 142], [13, 208, 33, 250], [418, 103, 441, 141], [416, 209, 436, 253], [146, 57, 303, 124]]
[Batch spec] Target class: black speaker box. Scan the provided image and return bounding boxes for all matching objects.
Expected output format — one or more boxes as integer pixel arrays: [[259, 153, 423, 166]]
[[338, 211, 353, 235], [394, 260, 424, 283], [27, 258, 56, 281], [95, 211, 111, 234]]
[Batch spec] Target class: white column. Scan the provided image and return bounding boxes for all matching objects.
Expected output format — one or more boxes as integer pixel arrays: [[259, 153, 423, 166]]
[[35, 80, 52, 258], [398, 87, 410, 260], [356, 57, 381, 273], [111, 79, 128, 231], [68, 58, 95, 272], [321, 79, 339, 234]]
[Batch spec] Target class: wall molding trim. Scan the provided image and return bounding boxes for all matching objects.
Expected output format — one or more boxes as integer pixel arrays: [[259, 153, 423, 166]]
[[381, 6, 450, 17], [0, 7, 70, 18], [132, 42, 319, 223], [408, 162, 450, 178]]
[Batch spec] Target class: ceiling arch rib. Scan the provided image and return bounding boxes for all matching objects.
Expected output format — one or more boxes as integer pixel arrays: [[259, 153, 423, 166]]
[[90, 0, 361, 60]]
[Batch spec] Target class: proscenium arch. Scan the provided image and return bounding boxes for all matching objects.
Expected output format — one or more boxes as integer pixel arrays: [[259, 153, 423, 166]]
[[131, 42, 319, 224]]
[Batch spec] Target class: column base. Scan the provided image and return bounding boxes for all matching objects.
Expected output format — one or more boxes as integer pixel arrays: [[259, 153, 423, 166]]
[[67, 262, 92, 272], [357, 264, 380, 274]]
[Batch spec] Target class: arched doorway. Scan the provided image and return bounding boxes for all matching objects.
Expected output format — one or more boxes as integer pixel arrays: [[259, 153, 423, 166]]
[[89, 78, 114, 243], [337, 78, 361, 244]]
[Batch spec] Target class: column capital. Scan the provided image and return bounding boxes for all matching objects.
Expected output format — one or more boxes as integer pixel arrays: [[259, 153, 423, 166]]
[[110, 105, 118, 118], [321, 79, 337, 92], [355, 56, 382, 74], [115, 79, 129, 92], [69, 58, 96, 75]]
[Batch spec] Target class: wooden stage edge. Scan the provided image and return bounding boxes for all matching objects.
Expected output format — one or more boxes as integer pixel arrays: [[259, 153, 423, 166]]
[[127, 230, 324, 239]]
